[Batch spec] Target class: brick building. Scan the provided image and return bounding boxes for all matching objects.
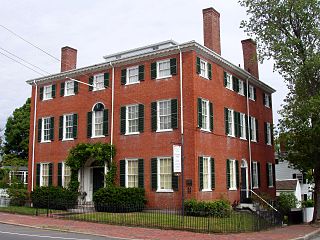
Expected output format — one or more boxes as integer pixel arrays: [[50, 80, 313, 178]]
[[27, 7, 276, 208]]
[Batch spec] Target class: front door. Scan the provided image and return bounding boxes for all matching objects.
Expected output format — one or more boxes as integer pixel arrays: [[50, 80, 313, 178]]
[[92, 167, 104, 196], [240, 167, 248, 203]]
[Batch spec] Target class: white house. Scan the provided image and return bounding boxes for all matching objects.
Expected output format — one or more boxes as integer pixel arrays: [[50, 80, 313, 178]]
[[276, 179, 301, 207]]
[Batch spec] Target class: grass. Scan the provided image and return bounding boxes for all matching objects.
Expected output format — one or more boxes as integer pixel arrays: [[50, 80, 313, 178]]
[[0, 206, 67, 216]]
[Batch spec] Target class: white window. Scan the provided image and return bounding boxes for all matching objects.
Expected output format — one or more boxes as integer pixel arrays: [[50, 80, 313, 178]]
[[63, 114, 74, 140], [250, 116, 257, 142], [248, 85, 255, 100], [93, 73, 105, 91], [64, 80, 75, 96], [126, 159, 138, 188], [43, 85, 53, 100], [238, 80, 244, 95], [267, 163, 273, 187], [127, 66, 139, 84], [62, 162, 71, 188], [157, 157, 172, 191], [126, 105, 139, 134], [229, 160, 237, 190], [157, 59, 171, 79], [201, 99, 210, 131], [225, 72, 233, 90], [264, 93, 271, 107], [227, 109, 235, 136], [40, 163, 49, 187], [266, 122, 272, 145], [239, 113, 246, 139], [252, 161, 259, 188], [93, 111, 104, 137], [202, 157, 211, 191], [200, 59, 209, 79], [42, 117, 51, 142], [157, 100, 172, 131]]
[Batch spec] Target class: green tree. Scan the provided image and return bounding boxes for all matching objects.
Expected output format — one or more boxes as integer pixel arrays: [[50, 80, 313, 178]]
[[239, 0, 320, 222], [3, 98, 30, 161]]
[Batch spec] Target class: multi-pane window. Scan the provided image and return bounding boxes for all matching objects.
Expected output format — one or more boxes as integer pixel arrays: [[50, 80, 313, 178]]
[[41, 163, 49, 187], [127, 66, 139, 84], [229, 160, 237, 190], [238, 80, 244, 95], [239, 113, 246, 139], [63, 114, 73, 140], [264, 93, 271, 107], [42, 117, 51, 142], [267, 163, 273, 187], [200, 59, 208, 78], [250, 116, 257, 142], [65, 81, 75, 96], [93, 74, 104, 91], [252, 161, 259, 188], [158, 157, 172, 191], [266, 122, 272, 145], [157, 60, 171, 78], [94, 110, 104, 136], [202, 157, 211, 190], [158, 100, 172, 131], [126, 159, 138, 188], [225, 72, 233, 90], [201, 100, 209, 131], [43, 85, 52, 100], [126, 105, 139, 134], [248, 85, 255, 100], [63, 163, 71, 188], [226, 109, 234, 136]]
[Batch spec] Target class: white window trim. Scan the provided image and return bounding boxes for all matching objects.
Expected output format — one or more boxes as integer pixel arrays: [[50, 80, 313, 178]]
[[92, 110, 105, 138], [126, 66, 140, 85], [199, 59, 209, 79], [227, 109, 235, 137], [238, 80, 245, 96], [225, 72, 233, 91], [200, 99, 210, 132], [156, 157, 173, 192], [268, 163, 274, 188], [125, 158, 138, 188], [156, 100, 173, 132], [93, 73, 105, 91], [40, 163, 49, 187], [248, 85, 255, 101], [62, 162, 71, 188], [266, 122, 272, 145], [202, 156, 212, 192], [264, 94, 271, 108], [41, 117, 51, 143], [239, 113, 247, 140], [62, 114, 74, 141], [43, 85, 53, 101], [229, 159, 237, 191], [156, 59, 172, 80], [250, 116, 257, 142], [252, 161, 259, 189], [64, 80, 75, 97], [125, 104, 140, 135]]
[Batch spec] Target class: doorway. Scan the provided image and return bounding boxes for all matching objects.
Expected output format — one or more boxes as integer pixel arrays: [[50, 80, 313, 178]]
[[240, 159, 249, 203], [92, 167, 105, 195]]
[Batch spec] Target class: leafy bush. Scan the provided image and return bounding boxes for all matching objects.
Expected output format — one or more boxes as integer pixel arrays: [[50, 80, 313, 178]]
[[184, 199, 231, 217], [31, 186, 78, 210], [276, 193, 297, 214], [93, 186, 146, 212], [302, 199, 314, 208], [7, 188, 28, 206]]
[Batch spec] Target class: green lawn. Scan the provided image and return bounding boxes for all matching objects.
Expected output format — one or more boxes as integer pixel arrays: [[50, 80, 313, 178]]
[[0, 206, 38, 215]]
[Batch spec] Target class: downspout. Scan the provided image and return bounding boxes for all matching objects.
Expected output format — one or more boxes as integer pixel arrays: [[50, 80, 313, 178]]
[[246, 77, 253, 194], [110, 62, 115, 162], [31, 80, 38, 191]]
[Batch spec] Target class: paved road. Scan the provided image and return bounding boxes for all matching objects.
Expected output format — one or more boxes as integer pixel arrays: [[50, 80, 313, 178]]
[[0, 223, 128, 240]]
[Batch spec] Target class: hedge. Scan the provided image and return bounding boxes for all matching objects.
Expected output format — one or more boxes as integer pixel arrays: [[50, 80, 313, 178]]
[[184, 199, 231, 217], [7, 188, 28, 206]]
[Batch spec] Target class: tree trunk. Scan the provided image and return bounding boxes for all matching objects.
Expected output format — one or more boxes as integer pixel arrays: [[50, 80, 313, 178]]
[[312, 166, 320, 223]]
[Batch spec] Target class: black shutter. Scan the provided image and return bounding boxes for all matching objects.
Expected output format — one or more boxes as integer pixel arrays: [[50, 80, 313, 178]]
[[58, 163, 63, 187], [50, 117, 54, 141], [104, 72, 109, 88], [120, 160, 125, 187], [244, 82, 247, 96], [271, 123, 274, 145], [73, 114, 78, 139], [254, 87, 257, 100], [233, 76, 239, 92], [170, 58, 177, 75], [138, 104, 144, 133], [103, 109, 108, 136], [151, 62, 157, 79], [138, 159, 144, 188], [37, 119, 42, 142], [209, 102, 213, 131], [36, 163, 41, 186], [172, 158, 178, 191], [266, 163, 270, 187], [225, 108, 229, 135], [264, 122, 268, 144], [245, 115, 249, 140], [87, 112, 92, 138], [120, 107, 126, 134], [74, 81, 79, 94], [256, 119, 259, 142], [171, 99, 178, 129], [48, 163, 53, 186], [151, 102, 157, 131], [151, 158, 157, 191], [257, 162, 261, 187], [234, 111, 239, 137], [197, 98, 202, 128], [208, 63, 212, 80], [263, 93, 266, 106], [226, 159, 230, 189], [269, 95, 272, 108], [211, 158, 215, 189], [89, 76, 93, 91], [236, 160, 239, 188], [139, 65, 145, 81], [60, 82, 65, 96], [121, 69, 127, 85], [52, 84, 56, 98], [223, 72, 227, 86], [199, 157, 203, 191], [196, 57, 201, 74], [59, 116, 63, 140], [40, 87, 44, 100]]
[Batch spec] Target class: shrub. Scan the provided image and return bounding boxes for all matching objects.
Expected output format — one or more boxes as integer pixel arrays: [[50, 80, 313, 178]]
[[93, 186, 146, 212], [31, 186, 78, 210], [184, 199, 231, 217], [302, 199, 314, 208], [276, 193, 297, 214], [7, 188, 28, 206]]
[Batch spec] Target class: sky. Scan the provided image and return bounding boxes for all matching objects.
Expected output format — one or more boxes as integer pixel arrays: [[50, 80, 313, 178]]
[[0, 0, 288, 132]]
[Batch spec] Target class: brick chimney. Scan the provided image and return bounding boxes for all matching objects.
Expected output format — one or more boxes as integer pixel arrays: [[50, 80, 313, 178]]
[[61, 46, 77, 72], [203, 7, 221, 55], [241, 39, 259, 79]]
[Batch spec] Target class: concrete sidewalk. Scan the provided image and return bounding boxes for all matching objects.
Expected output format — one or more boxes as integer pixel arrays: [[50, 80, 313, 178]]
[[0, 212, 319, 240]]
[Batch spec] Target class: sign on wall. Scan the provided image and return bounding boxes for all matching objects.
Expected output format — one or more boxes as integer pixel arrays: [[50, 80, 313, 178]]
[[173, 145, 181, 173]]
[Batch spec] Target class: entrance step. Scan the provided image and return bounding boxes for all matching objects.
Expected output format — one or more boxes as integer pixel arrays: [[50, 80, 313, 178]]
[[68, 203, 95, 213], [236, 203, 256, 212]]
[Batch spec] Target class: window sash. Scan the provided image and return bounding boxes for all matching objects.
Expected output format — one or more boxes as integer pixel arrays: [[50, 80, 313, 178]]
[[228, 109, 234, 136], [43, 85, 52, 100], [158, 157, 172, 191], [200, 60, 207, 78], [158, 100, 171, 131], [202, 157, 211, 190], [240, 113, 246, 139], [126, 159, 138, 188], [42, 117, 51, 141], [201, 100, 209, 131], [157, 60, 171, 78], [127, 66, 139, 84], [229, 160, 237, 189], [64, 114, 74, 140], [249, 85, 254, 100], [63, 163, 71, 188], [65, 81, 74, 96], [266, 122, 271, 145], [41, 163, 49, 187], [250, 117, 257, 141], [252, 162, 259, 188], [226, 73, 233, 89], [268, 163, 273, 187], [265, 94, 270, 107], [238, 80, 244, 95], [126, 105, 139, 133], [93, 74, 104, 90], [93, 111, 104, 136]]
